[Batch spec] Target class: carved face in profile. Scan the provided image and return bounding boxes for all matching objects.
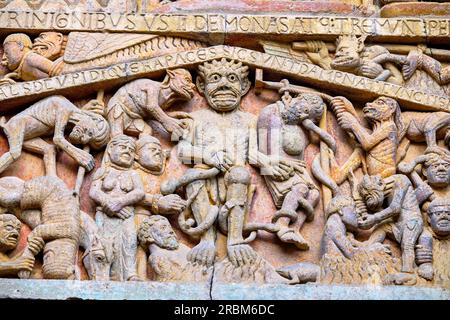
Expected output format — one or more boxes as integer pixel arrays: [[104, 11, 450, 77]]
[[2, 41, 26, 71], [424, 157, 450, 188], [331, 35, 364, 71], [136, 137, 166, 173], [428, 200, 450, 237], [69, 112, 109, 150], [0, 214, 21, 252], [32, 32, 65, 60], [358, 175, 386, 211], [163, 69, 195, 104], [197, 59, 251, 112], [138, 216, 179, 251], [107, 135, 136, 168], [69, 118, 96, 146], [363, 97, 397, 123]]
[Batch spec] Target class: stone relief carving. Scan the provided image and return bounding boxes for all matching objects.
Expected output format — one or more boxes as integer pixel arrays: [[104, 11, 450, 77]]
[[1, 31, 204, 84], [0, 0, 448, 295], [106, 69, 195, 141], [89, 134, 145, 281]]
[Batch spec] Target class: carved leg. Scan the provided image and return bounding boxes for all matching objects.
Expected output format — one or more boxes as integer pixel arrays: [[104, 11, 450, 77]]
[[224, 167, 258, 267], [416, 229, 434, 281], [107, 110, 126, 138], [23, 138, 57, 177], [366, 222, 390, 245], [400, 219, 422, 273], [186, 180, 217, 267], [330, 148, 363, 185], [0, 121, 26, 174], [122, 216, 140, 281], [138, 123, 153, 139], [424, 116, 450, 148], [275, 184, 312, 250]]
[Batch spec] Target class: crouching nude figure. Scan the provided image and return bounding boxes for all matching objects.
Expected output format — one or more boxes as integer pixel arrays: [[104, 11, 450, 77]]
[[357, 174, 424, 284], [89, 135, 145, 281], [0, 95, 109, 176], [0, 175, 80, 279]]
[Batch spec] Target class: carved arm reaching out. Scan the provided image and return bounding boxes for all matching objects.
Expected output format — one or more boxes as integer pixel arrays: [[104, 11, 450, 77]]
[[350, 121, 393, 151]]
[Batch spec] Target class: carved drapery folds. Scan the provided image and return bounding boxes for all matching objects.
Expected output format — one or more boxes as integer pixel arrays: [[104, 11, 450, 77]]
[[0, 1, 448, 291]]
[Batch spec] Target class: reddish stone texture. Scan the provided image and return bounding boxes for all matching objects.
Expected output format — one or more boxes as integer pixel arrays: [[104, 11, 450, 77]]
[[154, 0, 368, 16], [0, 84, 410, 279], [380, 2, 450, 18]]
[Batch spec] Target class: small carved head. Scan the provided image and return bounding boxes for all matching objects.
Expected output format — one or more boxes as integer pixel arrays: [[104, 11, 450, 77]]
[[358, 175, 385, 212], [161, 69, 195, 104], [32, 32, 67, 60], [69, 111, 110, 150], [197, 59, 251, 112], [331, 34, 367, 71], [428, 198, 450, 237], [423, 152, 450, 188], [106, 134, 136, 169], [2, 33, 32, 71], [363, 96, 400, 123], [284, 93, 325, 124], [138, 215, 179, 250], [0, 214, 21, 252], [326, 196, 358, 230], [136, 135, 169, 173]]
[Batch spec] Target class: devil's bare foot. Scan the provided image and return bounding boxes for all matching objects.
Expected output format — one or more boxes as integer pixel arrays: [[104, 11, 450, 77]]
[[187, 240, 216, 267]]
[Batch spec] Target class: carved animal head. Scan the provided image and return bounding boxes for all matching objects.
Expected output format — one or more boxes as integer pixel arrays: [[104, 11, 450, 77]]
[[135, 135, 169, 174], [363, 96, 402, 125], [423, 151, 450, 188], [428, 198, 450, 237], [160, 69, 195, 104], [82, 234, 113, 281], [358, 175, 385, 212], [326, 196, 358, 230], [69, 111, 110, 150], [2, 33, 32, 71], [0, 214, 21, 252], [331, 34, 367, 71], [32, 32, 67, 61], [138, 215, 179, 251], [197, 59, 251, 112]]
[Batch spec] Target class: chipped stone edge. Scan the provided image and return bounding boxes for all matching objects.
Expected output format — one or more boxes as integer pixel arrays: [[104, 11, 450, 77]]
[[211, 283, 450, 300], [0, 279, 449, 300], [0, 279, 210, 300]]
